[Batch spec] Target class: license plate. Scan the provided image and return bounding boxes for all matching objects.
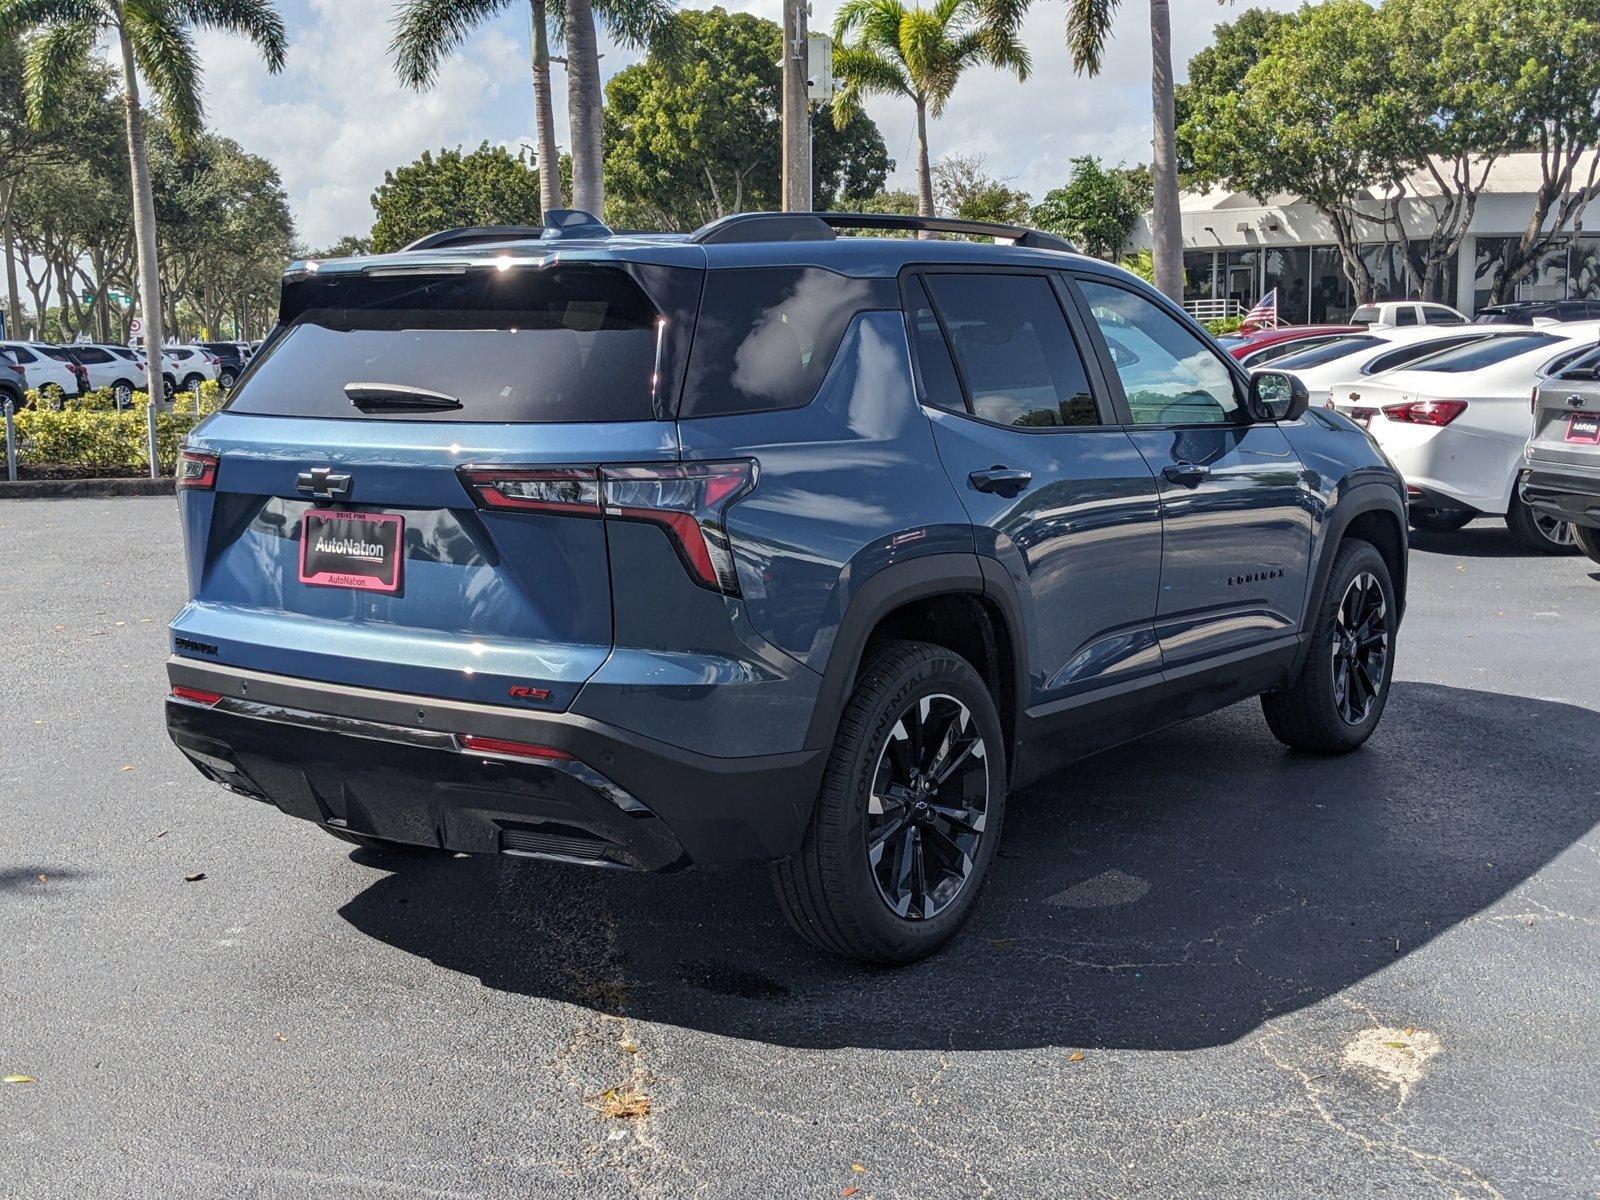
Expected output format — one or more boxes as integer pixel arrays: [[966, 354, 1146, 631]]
[[299, 510, 404, 593], [1566, 413, 1600, 444]]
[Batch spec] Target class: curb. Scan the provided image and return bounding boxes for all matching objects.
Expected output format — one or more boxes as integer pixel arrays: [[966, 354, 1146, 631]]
[[0, 477, 176, 499]]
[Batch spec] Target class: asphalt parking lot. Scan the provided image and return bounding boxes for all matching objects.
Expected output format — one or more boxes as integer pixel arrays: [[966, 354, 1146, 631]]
[[2, 496, 1598, 1199]]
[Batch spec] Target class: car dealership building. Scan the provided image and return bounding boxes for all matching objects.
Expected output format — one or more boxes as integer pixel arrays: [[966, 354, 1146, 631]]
[[1130, 152, 1600, 323]]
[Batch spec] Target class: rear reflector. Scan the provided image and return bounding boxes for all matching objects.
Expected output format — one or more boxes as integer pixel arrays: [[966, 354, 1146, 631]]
[[457, 734, 573, 761], [458, 459, 756, 594], [1381, 399, 1468, 426], [171, 685, 222, 706], [176, 449, 219, 490]]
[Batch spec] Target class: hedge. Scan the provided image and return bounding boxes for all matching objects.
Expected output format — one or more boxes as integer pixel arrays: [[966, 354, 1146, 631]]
[[9, 384, 225, 474]]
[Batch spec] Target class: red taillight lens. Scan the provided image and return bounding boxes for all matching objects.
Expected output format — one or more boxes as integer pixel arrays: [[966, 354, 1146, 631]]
[[459, 460, 756, 594], [176, 449, 218, 489], [1381, 399, 1468, 426], [171, 685, 222, 706], [458, 734, 572, 761]]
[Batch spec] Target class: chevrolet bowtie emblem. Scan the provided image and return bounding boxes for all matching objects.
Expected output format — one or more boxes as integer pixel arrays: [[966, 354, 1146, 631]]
[[296, 467, 352, 499]]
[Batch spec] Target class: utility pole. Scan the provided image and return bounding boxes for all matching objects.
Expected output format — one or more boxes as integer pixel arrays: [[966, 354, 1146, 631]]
[[781, 0, 811, 212]]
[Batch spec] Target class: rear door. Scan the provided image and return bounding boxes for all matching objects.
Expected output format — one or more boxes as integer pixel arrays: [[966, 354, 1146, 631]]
[[172, 258, 700, 712], [1070, 275, 1312, 673], [908, 269, 1165, 708]]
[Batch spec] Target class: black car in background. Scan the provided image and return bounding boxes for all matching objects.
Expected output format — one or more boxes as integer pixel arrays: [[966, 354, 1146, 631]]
[[196, 342, 250, 388], [1475, 299, 1600, 325]]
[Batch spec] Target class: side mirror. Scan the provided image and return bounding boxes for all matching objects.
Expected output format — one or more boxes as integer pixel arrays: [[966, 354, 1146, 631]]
[[1250, 370, 1309, 422]]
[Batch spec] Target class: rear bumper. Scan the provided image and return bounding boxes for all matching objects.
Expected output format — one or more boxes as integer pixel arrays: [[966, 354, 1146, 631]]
[[165, 658, 825, 870], [1521, 465, 1600, 530]]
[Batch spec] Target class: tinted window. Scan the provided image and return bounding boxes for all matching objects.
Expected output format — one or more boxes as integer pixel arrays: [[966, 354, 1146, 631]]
[[1272, 335, 1384, 370], [108, 347, 137, 360], [1077, 279, 1242, 425], [74, 347, 113, 364], [1393, 306, 1418, 326], [36, 346, 74, 362], [681, 267, 890, 417], [1422, 306, 1464, 324], [1362, 335, 1490, 375], [3, 345, 37, 363], [1556, 345, 1600, 379], [1404, 333, 1561, 373], [926, 273, 1099, 428], [904, 277, 966, 413], [168, 349, 192, 360], [1241, 336, 1337, 367], [229, 263, 669, 423]]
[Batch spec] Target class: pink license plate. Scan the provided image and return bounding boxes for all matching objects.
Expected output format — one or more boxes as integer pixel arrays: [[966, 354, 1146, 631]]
[[1566, 413, 1600, 444], [298, 510, 404, 593]]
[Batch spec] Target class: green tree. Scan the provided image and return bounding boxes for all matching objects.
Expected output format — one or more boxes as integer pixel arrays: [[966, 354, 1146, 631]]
[[603, 7, 889, 230], [1064, 0, 1183, 300], [831, 0, 1029, 219], [310, 234, 374, 259], [1030, 155, 1150, 259], [369, 143, 546, 253], [932, 153, 1030, 225], [1180, 0, 1414, 303], [0, 0, 287, 405], [1174, 6, 1292, 178], [391, 0, 565, 214]]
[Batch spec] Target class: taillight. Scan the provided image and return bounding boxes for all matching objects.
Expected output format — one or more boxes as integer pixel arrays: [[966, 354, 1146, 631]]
[[170, 685, 222, 706], [458, 734, 572, 761], [1381, 399, 1468, 426], [459, 460, 757, 594], [176, 449, 218, 489], [1531, 386, 1540, 414]]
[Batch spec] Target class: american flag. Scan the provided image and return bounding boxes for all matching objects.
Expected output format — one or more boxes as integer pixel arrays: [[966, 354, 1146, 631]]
[[1241, 289, 1279, 330]]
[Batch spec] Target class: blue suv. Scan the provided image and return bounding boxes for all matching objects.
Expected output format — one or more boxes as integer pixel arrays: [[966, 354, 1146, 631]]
[[165, 211, 1407, 963]]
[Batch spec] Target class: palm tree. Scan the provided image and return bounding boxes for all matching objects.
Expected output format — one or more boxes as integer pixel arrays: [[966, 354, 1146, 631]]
[[392, 0, 564, 214], [832, 0, 1029, 220], [0, 0, 286, 440], [1064, 0, 1182, 300]]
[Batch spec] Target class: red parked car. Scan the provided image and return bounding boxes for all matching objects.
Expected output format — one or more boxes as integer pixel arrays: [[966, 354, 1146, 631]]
[[1217, 324, 1361, 368]]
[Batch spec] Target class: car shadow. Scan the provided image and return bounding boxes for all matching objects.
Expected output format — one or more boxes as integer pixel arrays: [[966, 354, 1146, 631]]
[[338, 683, 1600, 1052], [1408, 522, 1569, 559]]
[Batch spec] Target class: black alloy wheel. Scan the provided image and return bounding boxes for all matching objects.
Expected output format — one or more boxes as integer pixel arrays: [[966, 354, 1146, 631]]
[[1329, 570, 1390, 726], [865, 692, 989, 921]]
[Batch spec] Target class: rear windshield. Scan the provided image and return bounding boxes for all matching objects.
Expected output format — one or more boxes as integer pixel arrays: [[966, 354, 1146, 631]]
[[1402, 333, 1560, 373], [1361, 334, 1492, 375], [1273, 335, 1383, 369], [1556, 345, 1600, 380], [229, 264, 669, 423]]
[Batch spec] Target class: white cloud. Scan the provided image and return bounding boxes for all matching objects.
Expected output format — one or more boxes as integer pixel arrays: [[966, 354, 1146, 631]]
[[191, 0, 1302, 247]]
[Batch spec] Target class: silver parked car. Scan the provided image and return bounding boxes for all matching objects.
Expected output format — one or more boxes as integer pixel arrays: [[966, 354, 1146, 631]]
[[1523, 343, 1600, 566]]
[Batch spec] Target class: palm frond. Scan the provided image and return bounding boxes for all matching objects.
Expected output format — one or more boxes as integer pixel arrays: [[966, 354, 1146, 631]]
[[170, 0, 289, 73], [21, 18, 96, 127], [0, 0, 101, 39], [593, 0, 675, 54], [123, 0, 205, 143], [1066, 0, 1119, 75], [388, 0, 510, 88]]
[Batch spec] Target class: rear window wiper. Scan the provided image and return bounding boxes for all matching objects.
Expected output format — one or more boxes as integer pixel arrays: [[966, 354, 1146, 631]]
[[344, 382, 463, 412]]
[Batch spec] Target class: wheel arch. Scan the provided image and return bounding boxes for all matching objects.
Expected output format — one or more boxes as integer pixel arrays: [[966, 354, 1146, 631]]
[[1297, 482, 1408, 672]]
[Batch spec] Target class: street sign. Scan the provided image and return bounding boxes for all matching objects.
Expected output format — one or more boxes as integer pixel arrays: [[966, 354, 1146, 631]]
[[128, 317, 144, 346]]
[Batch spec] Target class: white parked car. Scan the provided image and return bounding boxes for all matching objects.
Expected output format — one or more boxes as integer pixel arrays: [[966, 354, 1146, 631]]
[[1326, 322, 1600, 552], [1350, 300, 1468, 329], [1267, 325, 1524, 407], [161, 345, 222, 395], [0, 341, 87, 403], [68, 343, 150, 406]]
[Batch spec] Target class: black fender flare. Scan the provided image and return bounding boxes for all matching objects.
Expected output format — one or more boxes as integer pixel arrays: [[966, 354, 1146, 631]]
[[803, 552, 995, 752], [1295, 480, 1408, 673]]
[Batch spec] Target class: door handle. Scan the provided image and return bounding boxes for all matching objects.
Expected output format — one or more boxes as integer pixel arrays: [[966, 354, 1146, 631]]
[[969, 466, 1033, 497], [1161, 461, 1210, 487]]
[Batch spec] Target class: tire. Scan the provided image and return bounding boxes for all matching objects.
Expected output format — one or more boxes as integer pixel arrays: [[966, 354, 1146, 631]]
[[182, 373, 205, 395], [1575, 524, 1600, 567], [218, 369, 236, 389], [1262, 538, 1396, 754], [163, 375, 176, 400], [0, 389, 21, 414], [111, 380, 134, 409], [1409, 509, 1473, 534], [771, 639, 1007, 964], [322, 826, 453, 859], [1505, 493, 1577, 554]]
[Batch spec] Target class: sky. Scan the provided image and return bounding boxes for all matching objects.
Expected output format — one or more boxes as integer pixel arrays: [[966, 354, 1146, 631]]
[[192, 0, 1304, 250]]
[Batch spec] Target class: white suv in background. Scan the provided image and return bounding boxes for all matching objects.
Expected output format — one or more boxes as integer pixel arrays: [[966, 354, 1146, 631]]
[[161, 346, 222, 396], [0, 341, 87, 402], [1350, 300, 1468, 328], [69, 344, 150, 405]]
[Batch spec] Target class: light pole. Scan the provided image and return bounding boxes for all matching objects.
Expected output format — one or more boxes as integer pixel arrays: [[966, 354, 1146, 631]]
[[781, 0, 811, 212]]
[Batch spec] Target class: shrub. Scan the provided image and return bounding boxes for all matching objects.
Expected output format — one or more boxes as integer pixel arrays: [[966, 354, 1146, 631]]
[[11, 387, 225, 474], [1205, 316, 1244, 336]]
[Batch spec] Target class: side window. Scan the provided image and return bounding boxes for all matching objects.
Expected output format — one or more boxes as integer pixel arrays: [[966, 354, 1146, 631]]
[[1423, 306, 1463, 325], [1076, 279, 1244, 426], [1394, 306, 1418, 326], [904, 277, 966, 413], [76, 347, 111, 364], [924, 273, 1100, 428], [7, 346, 37, 363]]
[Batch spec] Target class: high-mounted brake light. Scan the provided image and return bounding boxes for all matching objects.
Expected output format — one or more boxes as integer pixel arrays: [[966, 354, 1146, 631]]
[[458, 460, 757, 594], [170, 685, 222, 706], [176, 449, 219, 490], [458, 734, 573, 761], [1381, 399, 1468, 427]]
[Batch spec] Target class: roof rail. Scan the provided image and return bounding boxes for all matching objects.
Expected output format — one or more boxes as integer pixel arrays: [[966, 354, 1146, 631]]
[[687, 211, 1077, 253], [402, 209, 612, 252]]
